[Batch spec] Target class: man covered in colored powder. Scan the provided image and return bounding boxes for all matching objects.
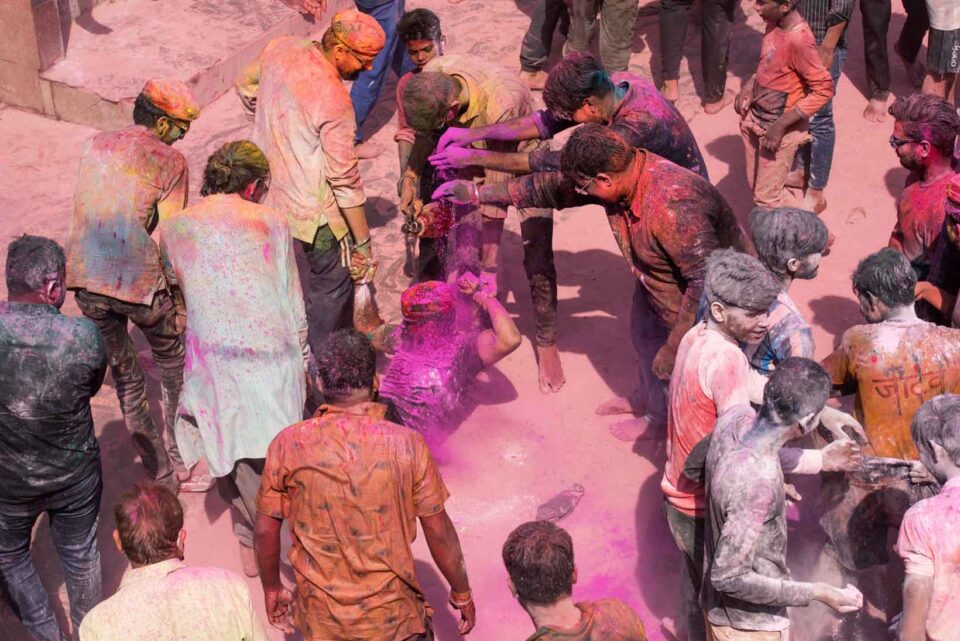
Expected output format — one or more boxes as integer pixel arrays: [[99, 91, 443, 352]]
[[255, 329, 476, 640], [664, 250, 861, 641], [435, 124, 749, 441], [65, 78, 199, 490], [896, 394, 960, 641], [501, 520, 648, 640], [157, 141, 310, 576], [399, 54, 562, 394], [887, 94, 960, 283], [78, 483, 269, 641], [916, 181, 960, 326], [702, 358, 864, 640], [236, 9, 383, 371], [378, 274, 522, 439], [735, 0, 834, 209], [0, 235, 107, 641], [819, 248, 960, 629]]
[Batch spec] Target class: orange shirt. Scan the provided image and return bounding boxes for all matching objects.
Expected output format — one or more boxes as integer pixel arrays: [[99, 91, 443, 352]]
[[525, 599, 648, 641], [257, 402, 449, 641], [822, 318, 960, 460]]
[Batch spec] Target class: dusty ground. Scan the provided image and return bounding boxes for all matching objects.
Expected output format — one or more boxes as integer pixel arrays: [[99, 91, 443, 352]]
[[0, 0, 919, 639]]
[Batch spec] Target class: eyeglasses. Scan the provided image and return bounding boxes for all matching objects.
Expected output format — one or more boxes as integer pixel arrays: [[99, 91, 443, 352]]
[[889, 135, 919, 149], [574, 175, 598, 195]]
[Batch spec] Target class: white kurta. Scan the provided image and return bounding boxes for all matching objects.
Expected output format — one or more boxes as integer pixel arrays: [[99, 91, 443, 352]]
[[158, 193, 308, 477]]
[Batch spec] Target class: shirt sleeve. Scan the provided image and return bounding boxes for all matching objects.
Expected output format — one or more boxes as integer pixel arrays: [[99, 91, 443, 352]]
[[394, 74, 416, 145], [156, 156, 189, 224], [897, 507, 936, 577], [790, 31, 835, 118], [411, 435, 450, 518], [318, 102, 366, 210], [532, 109, 574, 139], [701, 348, 752, 413], [828, 0, 855, 24], [505, 171, 591, 211], [257, 435, 289, 519], [821, 334, 853, 390], [278, 222, 310, 368], [710, 478, 816, 607]]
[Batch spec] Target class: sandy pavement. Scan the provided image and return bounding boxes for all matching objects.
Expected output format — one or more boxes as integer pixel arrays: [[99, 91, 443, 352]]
[[0, 0, 917, 639]]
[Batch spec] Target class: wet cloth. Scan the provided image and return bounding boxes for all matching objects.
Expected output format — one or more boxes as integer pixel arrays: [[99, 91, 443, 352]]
[[379, 332, 485, 437], [702, 405, 814, 632], [524, 599, 648, 641], [258, 402, 449, 641], [821, 317, 960, 460], [897, 476, 960, 641], [889, 171, 958, 280], [66, 125, 188, 306], [78, 559, 268, 641], [663, 324, 753, 518], [0, 302, 106, 501], [745, 291, 814, 376], [158, 193, 308, 477], [531, 72, 708, 179], [238, 37, 364, 243]]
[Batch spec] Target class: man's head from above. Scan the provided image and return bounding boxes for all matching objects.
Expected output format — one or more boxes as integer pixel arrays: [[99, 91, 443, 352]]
[[704, 249, 780, 344], [400, 280, 457, 338], [560, 124, 635, 202], [851, 248, 916, 323], [758, 357, 831, 435], [200, 140, 271, 202], [398, 8, 444, 70], [888, 93, 960, 171], [113, 483, 185, 567], [754, 0, 796, 23], [322, 9, 385, 81], [502, 521, 577, 608], [749, 207, 830, 281], [911, 394, 960, 484], [5, 235, 66, 308], [316, 329, 378, 403], [543, 52, 616, 123], [402, 72, 461, 133], [134, 79, 200, 145]]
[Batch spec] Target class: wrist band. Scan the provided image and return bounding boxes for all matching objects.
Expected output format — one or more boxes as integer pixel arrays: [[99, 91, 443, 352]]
[[355, 237, 372, 249], [449, 589, 473, 608]]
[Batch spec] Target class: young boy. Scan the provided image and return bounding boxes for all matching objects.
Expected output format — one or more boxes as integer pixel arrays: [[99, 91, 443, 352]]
[[897, 394, 960, 641], [736, 0, 834, 208], [501, 520, 648, 640]]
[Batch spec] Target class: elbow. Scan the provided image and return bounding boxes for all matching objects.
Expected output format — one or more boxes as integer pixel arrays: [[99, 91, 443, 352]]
[[711, 571, 746, 599], [502, 325, 522, 355]]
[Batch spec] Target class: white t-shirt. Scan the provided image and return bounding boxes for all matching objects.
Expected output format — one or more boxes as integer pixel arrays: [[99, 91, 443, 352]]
[[927, 0, 960, 31]]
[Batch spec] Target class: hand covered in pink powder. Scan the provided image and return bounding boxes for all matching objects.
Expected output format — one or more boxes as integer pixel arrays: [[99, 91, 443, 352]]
[[429, 146, 478, 171], [436, 126, 479, 153], [432, 180, 478, 205], [301, 0, 326, 18], [814, 583, 863, 614], [456, 272, 482, 296]]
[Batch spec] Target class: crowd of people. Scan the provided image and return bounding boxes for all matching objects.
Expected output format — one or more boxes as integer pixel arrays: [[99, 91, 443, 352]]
[[2, 0, 960, 640]]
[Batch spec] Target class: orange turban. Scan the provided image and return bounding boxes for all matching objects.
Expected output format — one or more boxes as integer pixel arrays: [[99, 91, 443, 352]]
[[141, 79, 200, 121], [331, 8, 386, 58]]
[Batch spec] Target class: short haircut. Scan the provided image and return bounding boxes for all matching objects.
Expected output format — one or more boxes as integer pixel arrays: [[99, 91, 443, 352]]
[[402, 72, 460, 132], [749, 207, 829, 276], [502, 521, 575, 605], [320, 27, 338, 50], [398, 8, 441, 43], [5, 234, 65, 296], [316, 329, 377, 397], [759, 357, 831, 425], [132, 93, 168, 128], [704, 248, 782, 313], [200, 140, 270, 197], [889, 93, 960, 157], [543, 52, 615, 120], [560, 123, 634, 181], [851, 248, 916, 309], [114, 483, 184, 566], [911, 394, 960, 466]]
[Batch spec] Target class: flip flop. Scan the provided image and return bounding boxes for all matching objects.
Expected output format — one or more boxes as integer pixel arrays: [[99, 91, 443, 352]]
[[536, 483, 585, 522], [178, 472, 216, 493]]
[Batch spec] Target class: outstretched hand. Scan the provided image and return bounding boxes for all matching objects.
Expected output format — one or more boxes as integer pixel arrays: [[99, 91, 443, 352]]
[[430, 146, 476, 171], [432, 180, 477, 205], [436, 127, 477, 154]]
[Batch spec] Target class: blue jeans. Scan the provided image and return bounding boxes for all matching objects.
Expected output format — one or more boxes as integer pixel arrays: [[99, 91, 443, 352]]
[[351, 0, 415, 143], [796, 46, 847, 191], [0, 472, 102, 641], [631, 282, 670, 425]]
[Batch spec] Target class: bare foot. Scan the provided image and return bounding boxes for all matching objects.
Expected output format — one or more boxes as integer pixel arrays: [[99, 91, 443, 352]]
[[596, 391, 645, 416], [520, 70, 548, 91], [802, 189, 827, 214], [703, 90, 734, 115], [536, 483, 585, 521], [609, 415, 666, 442], [537, 344, 566, 393], [660, 79, 679, 103], [863, 98, 888, 122], [895, 43, 925, 88]]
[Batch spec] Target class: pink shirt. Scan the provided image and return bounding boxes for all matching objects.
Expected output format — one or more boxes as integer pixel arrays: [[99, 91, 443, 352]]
[[897, 476, 960, 641], [663, 324, 752, 517]]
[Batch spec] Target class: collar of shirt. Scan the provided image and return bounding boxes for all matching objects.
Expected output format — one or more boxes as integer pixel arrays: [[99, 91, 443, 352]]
[[623, 151, 650, 213], [453, 73, 484, 126], [943, 476, 960, 493], [118, 558, 186, 592], [526, 604, 594, 640], [2, 302, 59, 317], [315, 401, 389, 420]]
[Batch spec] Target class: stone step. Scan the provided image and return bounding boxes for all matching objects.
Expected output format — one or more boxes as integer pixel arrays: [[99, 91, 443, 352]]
[[35, 0, 343, 129]]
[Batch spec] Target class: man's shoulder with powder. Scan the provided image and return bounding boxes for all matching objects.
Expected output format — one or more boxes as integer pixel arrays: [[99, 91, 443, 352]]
[[584, 598, 648, 639]]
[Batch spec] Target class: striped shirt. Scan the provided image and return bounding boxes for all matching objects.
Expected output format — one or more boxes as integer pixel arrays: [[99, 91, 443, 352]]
[[798, 0, 855, 46]]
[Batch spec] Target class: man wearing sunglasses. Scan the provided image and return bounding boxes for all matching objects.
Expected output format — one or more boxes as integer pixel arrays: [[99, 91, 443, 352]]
[[65, 78, 200, 492], [887, 94, 960, 288], [236, 9, 385, 397]]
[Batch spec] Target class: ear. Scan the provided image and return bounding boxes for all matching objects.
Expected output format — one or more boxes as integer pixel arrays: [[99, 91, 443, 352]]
[[785, 257, 800, 275], [709, 301, 726, 323], [507, 577, 518, 598], [594, 172, 614, 186], [439, 35, 447, 50], [371, 373, 380, 398], [177, 528, 187, 559], [797, 411, 817, 431], [930, 441, 948, 466], [446, 101, 461, 122], [241, 180, 260, 201], [112, 529, 124, 553], [155, 116, 171, 139], [571, 565, 578, 585]]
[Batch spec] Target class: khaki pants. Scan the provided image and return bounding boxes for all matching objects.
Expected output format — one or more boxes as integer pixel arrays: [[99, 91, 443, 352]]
[[740, 122, 811, 209], [707, 622, 789, 641]]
